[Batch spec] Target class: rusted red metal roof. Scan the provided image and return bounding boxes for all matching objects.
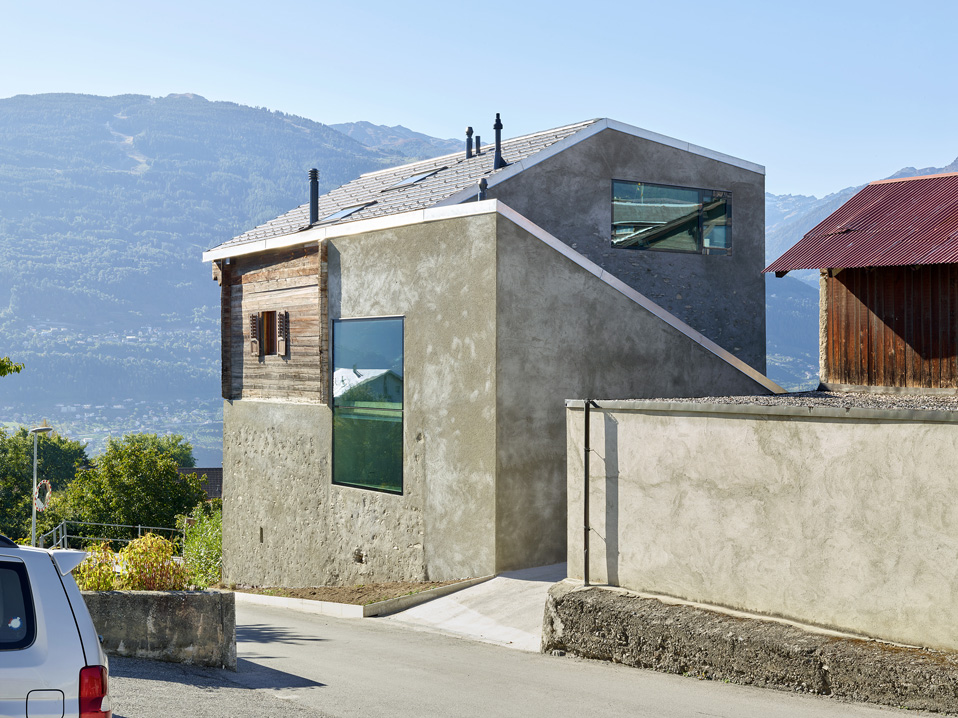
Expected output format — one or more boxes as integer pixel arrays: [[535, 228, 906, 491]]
[[764, 172, 958, 274]]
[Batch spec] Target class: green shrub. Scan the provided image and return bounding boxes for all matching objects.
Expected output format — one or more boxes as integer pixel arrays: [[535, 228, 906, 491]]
[[119, 533, 188, 590], [73, 543, 118, 591], [74, 533, 189, 591], [180, 500, 222, 588]]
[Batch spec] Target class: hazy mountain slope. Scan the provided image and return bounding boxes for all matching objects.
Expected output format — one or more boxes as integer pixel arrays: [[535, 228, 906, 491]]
[[765, 275, 819, 391], [0, 93, 418, 461], [330, 121, 461, 159]]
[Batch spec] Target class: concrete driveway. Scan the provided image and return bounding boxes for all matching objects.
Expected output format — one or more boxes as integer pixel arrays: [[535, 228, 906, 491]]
[[381, 562, 566, 651]]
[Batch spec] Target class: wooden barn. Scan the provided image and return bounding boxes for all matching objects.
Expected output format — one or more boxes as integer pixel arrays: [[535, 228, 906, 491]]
[[766, 172, 958, 390]]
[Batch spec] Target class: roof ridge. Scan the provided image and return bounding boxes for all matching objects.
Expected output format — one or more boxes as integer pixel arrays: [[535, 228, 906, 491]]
[[870, 171, 958, 186], [355, 118, 600, 179]]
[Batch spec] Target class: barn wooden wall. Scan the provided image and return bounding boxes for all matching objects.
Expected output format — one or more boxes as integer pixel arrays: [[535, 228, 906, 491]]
[[222, 244, 324, 401], [825, 265, 958, 388]]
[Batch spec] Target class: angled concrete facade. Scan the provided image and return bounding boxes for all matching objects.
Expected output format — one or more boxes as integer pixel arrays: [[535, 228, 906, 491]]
[[487, 126, 766, 373], [217, 203, 777, 586]]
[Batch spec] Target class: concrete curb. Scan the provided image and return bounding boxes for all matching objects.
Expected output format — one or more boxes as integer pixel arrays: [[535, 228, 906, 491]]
[[234, 575, 495, 618], [542, 581, 958, 714]]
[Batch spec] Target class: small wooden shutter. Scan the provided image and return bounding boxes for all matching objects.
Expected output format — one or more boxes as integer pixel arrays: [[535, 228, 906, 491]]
[[277, 311, 289, 356], [249, 313, 259, 356]]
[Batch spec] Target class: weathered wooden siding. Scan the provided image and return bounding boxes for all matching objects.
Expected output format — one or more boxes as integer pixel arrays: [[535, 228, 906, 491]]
[[226, 244, 324, 401], [825, 265, 958, 388]]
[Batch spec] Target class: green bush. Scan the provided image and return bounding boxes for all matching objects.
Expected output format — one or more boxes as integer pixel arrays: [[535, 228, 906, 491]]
[[74, 533, 189, 591], [120, 533, 188, 590], [73, 543, 118, 591], [180, 500, 221, 588]]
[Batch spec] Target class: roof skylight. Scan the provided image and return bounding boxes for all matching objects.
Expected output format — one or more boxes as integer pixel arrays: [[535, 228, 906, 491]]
[[318, 202, 375, 224], [384, 168, 444, 191]]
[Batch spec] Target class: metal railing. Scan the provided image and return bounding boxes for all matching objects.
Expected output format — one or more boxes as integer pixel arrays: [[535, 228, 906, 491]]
[[38, 520, 185, 553]]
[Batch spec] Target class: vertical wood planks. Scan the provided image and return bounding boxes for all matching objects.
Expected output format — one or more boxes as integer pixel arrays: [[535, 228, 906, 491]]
[[826, 264, 958, 389]]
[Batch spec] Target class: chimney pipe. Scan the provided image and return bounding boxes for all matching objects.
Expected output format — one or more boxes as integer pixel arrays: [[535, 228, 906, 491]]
[[493, 113, 507, 169], [309, 168, 319, 225], [475, 135, 482, 155], [466, 127, 474, 159], [478, 178, 488, 201]]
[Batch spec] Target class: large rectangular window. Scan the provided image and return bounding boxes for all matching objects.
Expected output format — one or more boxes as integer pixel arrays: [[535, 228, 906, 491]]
[[612, 180, 731, 255], [332, 317, 404, 493]]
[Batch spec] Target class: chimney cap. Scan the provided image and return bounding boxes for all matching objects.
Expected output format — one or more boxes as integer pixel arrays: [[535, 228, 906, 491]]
[[466, 127, 474, 137]]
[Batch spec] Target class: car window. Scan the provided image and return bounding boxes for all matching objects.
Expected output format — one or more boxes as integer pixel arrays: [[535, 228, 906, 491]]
[[0, 561, 36, 650]]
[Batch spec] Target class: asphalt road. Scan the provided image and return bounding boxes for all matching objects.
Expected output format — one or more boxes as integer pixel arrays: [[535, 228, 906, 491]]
[[109, 603, 932, 718]]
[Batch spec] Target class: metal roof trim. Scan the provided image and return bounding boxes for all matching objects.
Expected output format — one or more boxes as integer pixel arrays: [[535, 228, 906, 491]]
[[605, 119, 765, 175], [202, 201, 500, 262], [870, 171, 958, 186]]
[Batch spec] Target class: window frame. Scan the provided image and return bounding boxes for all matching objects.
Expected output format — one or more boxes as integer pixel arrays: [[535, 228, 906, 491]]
[[0, 559, 37, 651], [249, 310, 289, 359], [611, 179, 732, 256], [330, 315, 404, 495]]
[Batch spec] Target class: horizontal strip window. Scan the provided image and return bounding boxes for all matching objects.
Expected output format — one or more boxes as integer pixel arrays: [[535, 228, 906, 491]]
[[612, 179, 731, 255]]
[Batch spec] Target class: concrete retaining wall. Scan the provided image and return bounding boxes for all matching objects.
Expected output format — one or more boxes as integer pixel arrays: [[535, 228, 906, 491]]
[[567, 400, 958, 652], [83, 590, 236, 669], [543, 581, 958, 714]]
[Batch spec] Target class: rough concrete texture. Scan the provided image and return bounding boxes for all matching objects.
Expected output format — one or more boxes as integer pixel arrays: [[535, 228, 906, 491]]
[[224, 213, 499, 586], [83, 590, 236, 669], [223, 399, 429, 587], [567, 401, 958, 652], [543, 582, 958, 714], [495, 215, 771, 571], [492, 128, 766, 372], [223, 207, 774, 586], [329, 212, 499, 581]]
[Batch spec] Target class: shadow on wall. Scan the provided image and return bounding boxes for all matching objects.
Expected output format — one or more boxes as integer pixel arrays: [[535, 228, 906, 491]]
[[604, 413, 619, 587]]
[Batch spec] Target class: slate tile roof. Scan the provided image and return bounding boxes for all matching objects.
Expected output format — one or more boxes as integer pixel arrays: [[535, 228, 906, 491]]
[[213, 119, 600, 252]]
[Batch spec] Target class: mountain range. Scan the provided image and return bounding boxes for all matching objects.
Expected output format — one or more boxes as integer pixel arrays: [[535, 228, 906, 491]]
[[1, 93, 953, 460]]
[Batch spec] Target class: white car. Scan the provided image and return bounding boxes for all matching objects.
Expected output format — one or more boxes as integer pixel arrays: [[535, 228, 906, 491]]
[[0, 535, 111, 718]]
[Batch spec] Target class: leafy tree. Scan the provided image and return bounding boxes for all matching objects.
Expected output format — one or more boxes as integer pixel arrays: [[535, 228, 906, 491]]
[[0, 357, 23, 377], [108, 433, 196, 469], [0, 428, 88, 540], [59, 433, 205, 539]]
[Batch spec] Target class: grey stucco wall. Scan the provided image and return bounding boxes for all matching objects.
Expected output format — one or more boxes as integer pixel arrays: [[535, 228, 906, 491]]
[[492, 129, 766, 373], [494, 216, 770, 572], [566, 401, 958, 651], [223, 213, 499, 586], [329, 212, 499, 581]]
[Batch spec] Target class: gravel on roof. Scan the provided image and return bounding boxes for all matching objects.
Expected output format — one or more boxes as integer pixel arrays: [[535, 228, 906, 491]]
[[659, 390, 958, 412]]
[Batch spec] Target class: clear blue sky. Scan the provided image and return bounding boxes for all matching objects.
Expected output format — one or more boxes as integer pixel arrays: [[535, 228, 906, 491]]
[[2, 0, 955, 197]]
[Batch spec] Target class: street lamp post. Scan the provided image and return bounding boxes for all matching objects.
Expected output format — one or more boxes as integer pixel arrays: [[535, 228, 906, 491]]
[[29, 425, 53, 547]]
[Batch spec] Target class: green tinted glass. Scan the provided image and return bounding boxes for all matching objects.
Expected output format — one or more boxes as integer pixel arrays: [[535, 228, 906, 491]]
[[333, 410, 402, 492], [612, 180, 730, 255], [332, 318, 403, 493]]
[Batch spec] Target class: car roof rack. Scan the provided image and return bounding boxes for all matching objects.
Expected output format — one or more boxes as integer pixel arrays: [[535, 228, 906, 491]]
[[0, 535, 18, 548]]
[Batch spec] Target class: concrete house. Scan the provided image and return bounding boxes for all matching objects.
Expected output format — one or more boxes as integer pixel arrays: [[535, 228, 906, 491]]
[[766, 171, 958, 390], [203, 116, 779, 587]]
